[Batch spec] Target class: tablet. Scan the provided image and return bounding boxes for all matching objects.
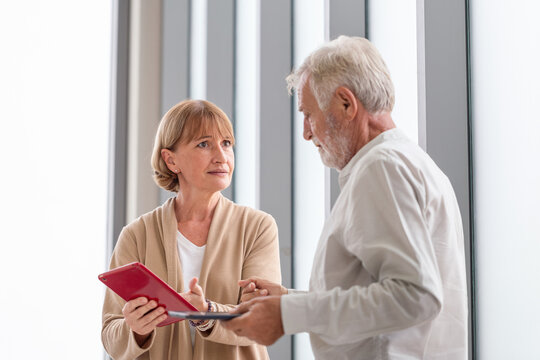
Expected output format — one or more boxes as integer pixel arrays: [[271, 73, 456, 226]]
[[168, 311, 241, 321], [98, 262, 198, 327]]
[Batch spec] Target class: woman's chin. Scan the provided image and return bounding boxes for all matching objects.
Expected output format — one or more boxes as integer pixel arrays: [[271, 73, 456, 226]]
[[211, 178, 232, 192]]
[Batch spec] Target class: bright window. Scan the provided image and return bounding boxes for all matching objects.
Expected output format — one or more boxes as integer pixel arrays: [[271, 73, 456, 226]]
[[190, 0, 207, 100], [0, 1, 110, 358], [293, 1, 326, 358], [234, 0, 260, 209], [368, 0, 418, 143]]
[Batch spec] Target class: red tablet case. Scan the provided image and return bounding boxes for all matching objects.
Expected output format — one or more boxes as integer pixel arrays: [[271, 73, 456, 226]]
[[98, 262, 198, 327]]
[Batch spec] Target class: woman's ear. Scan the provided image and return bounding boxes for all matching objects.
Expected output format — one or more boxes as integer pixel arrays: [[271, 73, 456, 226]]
[[161, 149, 177, 172], [334, 86, 358, 122]]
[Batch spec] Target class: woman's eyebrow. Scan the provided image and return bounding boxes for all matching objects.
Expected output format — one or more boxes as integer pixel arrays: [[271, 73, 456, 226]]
[[195, 135, 212, 141]]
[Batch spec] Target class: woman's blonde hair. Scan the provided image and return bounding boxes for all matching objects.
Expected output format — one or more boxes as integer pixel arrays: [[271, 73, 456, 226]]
[[151, 99, 235, 192]]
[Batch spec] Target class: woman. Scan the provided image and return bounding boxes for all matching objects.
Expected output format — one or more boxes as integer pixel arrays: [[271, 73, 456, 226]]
[[102, 99, 281, 359]]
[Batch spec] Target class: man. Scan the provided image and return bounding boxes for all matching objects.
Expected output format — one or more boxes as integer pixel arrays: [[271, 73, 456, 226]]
[[222, 36, 468, 359]]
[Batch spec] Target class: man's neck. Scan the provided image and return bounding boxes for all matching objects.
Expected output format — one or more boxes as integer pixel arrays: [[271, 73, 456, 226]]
[[353, 111, 395, 154]]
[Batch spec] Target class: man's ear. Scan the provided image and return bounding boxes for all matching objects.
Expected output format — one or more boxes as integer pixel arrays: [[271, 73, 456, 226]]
[[334, 86, 358, 122]]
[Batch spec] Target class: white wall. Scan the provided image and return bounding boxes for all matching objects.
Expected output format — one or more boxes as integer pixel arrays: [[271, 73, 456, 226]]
[[471, 1, 540, 358]]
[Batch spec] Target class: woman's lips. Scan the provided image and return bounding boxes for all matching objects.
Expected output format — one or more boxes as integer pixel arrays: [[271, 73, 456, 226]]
[[208, 170, 229, 175]]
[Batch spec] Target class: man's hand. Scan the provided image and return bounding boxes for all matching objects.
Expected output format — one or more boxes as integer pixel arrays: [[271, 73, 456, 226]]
[[221, 296, 284, 346], [239, 277, 287, 303]]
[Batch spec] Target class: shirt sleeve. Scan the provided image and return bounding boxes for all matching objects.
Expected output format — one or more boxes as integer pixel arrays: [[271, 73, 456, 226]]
[[287, 289, 308, 295], [281, 157, 444, 344]]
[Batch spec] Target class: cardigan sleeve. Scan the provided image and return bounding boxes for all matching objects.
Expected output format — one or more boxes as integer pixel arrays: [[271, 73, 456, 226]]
[[101, 226, 157, 360], [199, 213, 282, 345]]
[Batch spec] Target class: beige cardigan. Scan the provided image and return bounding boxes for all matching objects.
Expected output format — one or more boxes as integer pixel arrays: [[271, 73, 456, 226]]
[[102, 195, 281, 360]]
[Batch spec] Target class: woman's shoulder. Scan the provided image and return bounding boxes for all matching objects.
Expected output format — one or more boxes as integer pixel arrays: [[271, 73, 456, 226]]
[[216, 196, 278, 245], [220, 196, 275, 223], [122, 197, 175, 235], [217, 197, 277, 236]]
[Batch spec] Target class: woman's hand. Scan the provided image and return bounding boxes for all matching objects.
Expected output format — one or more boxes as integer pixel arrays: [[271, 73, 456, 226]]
[[239, 277, 288, 303], [122, 297, 167, 346], [181, 277, 208, 311]]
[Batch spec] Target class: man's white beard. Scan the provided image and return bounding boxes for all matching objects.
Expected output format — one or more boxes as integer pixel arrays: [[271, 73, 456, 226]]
[[316, 113, 354, 170]]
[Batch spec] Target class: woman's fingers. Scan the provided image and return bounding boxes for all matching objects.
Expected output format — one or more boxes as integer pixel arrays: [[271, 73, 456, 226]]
[[145, 311, 168, 330], [189, 277, 202, 295], [238, 277, 260, 288], [122, 296, 149, 314], [139, 306, 167, 330], [134, 300, 155, 316], [122, 297, 167, 335], [240, 288, 268, 303], [239, 278, 287, 296], [245, 282, 256, 292], [181, 277, 207, 311]]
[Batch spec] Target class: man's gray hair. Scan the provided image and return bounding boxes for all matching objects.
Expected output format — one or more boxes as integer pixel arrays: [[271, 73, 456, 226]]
[[286, 36, 395, 113]]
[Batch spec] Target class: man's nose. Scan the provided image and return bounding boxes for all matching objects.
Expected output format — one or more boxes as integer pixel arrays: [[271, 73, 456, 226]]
[[303, 118, 312, 141]]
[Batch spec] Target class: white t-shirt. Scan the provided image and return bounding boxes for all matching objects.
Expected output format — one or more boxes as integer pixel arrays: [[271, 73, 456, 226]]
[[177, 230, 206, 291], [177, 230, 206, 346]]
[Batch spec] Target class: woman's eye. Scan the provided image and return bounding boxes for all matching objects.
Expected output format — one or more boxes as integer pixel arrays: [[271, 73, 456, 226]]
[[197, 141, 208, 148], [223, 140, 232, 147]]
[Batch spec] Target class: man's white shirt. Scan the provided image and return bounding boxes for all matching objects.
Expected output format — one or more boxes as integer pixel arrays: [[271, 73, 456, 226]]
[[281, 128, 468, 359]]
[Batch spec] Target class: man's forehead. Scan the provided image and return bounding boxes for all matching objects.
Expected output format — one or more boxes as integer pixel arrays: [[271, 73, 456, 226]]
[[297, 76, 314, 112], [298, 73, 310, 94]]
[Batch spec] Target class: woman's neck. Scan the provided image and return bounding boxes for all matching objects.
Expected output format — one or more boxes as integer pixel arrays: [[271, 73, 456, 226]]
[[174, 191, 221, 223]]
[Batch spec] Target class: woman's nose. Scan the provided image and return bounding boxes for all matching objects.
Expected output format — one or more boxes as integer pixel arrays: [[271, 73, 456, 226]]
[[214, 145, 227, 163]]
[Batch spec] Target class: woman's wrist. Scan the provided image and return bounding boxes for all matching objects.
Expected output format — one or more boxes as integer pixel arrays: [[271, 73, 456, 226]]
[[133, 330, 152, 348], [189, 299, 216, 330]]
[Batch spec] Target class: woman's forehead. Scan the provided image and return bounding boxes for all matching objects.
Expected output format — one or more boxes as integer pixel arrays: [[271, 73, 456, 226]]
[[181, 118, 234, 143]]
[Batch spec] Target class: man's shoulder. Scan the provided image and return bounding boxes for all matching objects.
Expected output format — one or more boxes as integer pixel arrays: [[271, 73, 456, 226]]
[[346, 137, 444, 190], [361, 137, 432, 170], [350, 139, 405, 172]]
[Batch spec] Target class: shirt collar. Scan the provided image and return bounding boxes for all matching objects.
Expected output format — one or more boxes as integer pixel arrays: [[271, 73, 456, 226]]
[[338, 128, 404, 189]]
